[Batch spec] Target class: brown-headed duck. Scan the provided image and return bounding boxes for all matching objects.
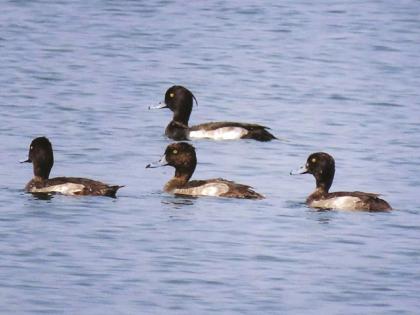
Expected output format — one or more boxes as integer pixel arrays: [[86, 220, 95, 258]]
[[22, 137, 123, 197], [291, 152, 392, 211], [146, 142, 264, 199]]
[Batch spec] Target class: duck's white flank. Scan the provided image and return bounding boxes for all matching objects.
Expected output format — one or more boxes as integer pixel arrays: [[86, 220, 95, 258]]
[[310, 196, 362, 210], [173, 182, 230, 196], [189, 127, 248, 140], [30, 183, 85, 195]]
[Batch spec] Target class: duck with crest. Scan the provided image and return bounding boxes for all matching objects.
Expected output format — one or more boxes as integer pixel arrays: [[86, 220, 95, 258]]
[[149, 85, 277, 141]]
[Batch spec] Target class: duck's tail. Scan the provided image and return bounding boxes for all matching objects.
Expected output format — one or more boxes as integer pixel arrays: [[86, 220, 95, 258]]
[[104, 185, 125, 198], [243, 126, 277, 142]]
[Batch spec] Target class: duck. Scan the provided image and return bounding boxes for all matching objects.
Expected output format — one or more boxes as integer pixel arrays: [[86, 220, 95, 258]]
[[290, 152, 392, 211], [146, 142, 264, 199], [149, 85, 277, 141], [22, 137, 123, 197]]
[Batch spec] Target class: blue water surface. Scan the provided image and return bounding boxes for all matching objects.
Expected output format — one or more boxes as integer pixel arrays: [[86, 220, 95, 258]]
[[1, 0, 420, 314]]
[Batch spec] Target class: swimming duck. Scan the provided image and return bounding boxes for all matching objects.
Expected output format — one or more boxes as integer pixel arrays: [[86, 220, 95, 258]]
[[150, 85, 276, 141], [146, 142, 264, 199], [290, 152, 392, 211], [22, 137, 123, 197]]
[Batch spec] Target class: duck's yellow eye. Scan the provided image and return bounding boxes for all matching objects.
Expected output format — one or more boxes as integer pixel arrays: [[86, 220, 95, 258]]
[[169, 93, 175, 98], [30, 146, 33, 150], [172, 149, 178, 155], [311, 158, 317, 163]]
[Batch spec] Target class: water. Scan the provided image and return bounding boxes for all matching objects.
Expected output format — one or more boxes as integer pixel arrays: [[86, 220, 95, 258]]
[[1, 0, 420, 313]]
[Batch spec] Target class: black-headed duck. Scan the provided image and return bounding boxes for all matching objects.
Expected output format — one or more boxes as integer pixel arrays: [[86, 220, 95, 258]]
[[150, 85, 276, 141], [22, 137, 123, 197], [291, 152, 392, 211], [146, 142, 264, 199]]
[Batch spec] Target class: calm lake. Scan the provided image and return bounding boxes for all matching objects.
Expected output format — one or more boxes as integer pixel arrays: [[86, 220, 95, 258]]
[[1, 0, 420, 314]]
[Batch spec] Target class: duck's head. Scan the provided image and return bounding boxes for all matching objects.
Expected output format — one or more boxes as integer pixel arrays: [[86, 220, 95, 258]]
[[146, 142, 197, 180], [22, 137, 54, 179], [291, 152, 335, 192], [150, 85, 197, 124]]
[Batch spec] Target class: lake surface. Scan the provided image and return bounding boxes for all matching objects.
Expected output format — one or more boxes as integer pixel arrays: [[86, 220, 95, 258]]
[[1, 0, 420, 314]]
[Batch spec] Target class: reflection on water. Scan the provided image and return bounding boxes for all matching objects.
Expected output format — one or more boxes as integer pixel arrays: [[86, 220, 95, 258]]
[[161, 195, 197, 208], [29, 192, 55, 201], [306, 209, 336, 225]]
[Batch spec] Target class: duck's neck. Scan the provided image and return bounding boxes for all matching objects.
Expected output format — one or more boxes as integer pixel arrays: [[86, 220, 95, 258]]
[[33, 162, 51, 180], [173, 111, 190, 126], [164, 167, 195, 192], [314, 168, 334, 194], [172, 100, 192, 126], [315, 180, 331, 194], [33, 175, 45, 182]]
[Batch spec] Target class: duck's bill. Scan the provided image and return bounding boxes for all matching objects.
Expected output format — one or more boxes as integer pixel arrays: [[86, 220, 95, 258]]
[[148, 102, 168, 110], [20, 158, 31, 163], [290, 165, 308, 175], [146, 155, 168, 168]]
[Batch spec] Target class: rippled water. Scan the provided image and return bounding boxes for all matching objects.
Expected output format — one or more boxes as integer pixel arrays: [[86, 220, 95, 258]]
[[1, 0, 420, 314]]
